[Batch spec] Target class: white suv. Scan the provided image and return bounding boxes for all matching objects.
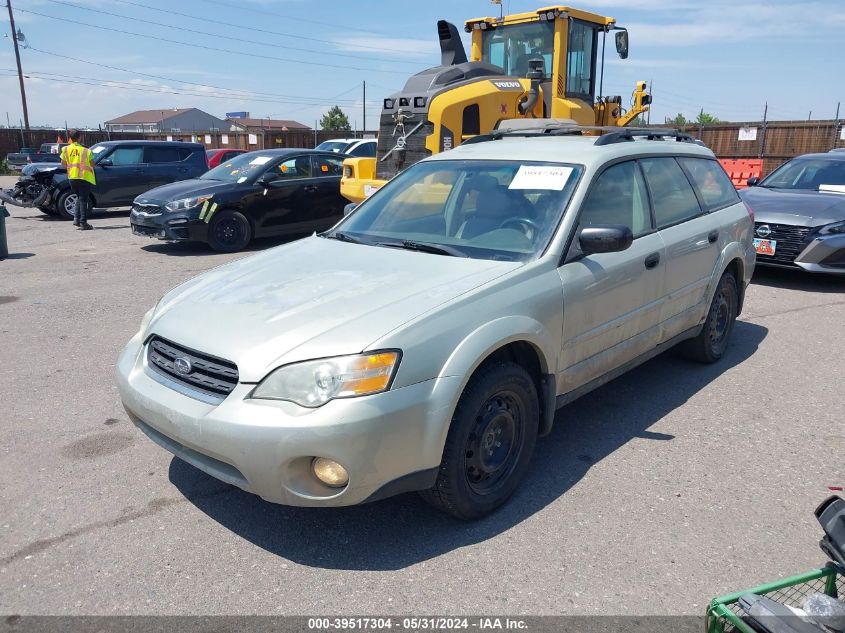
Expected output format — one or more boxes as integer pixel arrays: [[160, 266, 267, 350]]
[[117, 123, 755, 519]]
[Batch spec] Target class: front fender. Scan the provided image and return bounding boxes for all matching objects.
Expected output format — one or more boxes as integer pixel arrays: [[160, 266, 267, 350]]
[[439, 315, 555, 386]]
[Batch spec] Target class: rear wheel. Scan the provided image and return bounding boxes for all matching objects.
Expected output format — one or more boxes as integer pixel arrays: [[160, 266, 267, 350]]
[[420, 362, 539, 520], [207, 210, 252, 252], [55, 190, 78, 220], [682, 271, 738, 363]]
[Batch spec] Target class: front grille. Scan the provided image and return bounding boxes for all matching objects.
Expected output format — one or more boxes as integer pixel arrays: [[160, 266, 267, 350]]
[[375, 112, 434, 181], [755, 222, 812, 267], [132, 203, 162, 216], [146, 336, 238, 399], [132, 224, 160, 237]]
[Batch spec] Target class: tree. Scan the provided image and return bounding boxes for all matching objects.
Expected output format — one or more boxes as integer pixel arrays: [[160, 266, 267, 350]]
[[320, 105, 351, 131], [665, 113, 688, 126], [695, 109, 720, 125], [628, 115, 647, 127]]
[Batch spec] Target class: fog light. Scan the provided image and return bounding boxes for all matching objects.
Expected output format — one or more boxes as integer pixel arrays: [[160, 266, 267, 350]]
[[312, 457, 349, 488]]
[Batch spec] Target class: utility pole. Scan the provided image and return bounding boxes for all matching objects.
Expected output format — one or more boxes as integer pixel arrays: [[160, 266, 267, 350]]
[[6, 0, 30, 142], [758, 102, 768, 159], [363, 80, 366, 137], [833, 102, 841, 150], [646, 79, 652, 126]]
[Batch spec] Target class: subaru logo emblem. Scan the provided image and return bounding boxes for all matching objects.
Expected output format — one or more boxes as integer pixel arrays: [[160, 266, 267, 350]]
[[174, 357, 192, 374], [756, 224, 772, 238]]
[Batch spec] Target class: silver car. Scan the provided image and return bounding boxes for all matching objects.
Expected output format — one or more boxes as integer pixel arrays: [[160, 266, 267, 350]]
[[117, 126, 755, 519]]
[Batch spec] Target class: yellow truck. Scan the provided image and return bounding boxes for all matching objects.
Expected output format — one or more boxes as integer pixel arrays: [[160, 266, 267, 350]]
[[341, 5, 651, 204]]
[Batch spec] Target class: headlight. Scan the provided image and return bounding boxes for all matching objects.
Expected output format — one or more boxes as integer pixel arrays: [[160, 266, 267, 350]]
[[139, 302, 158, 337], [819, 220, 845, 235], [250, 351, 401, 408], [165, 195, 212, 213]]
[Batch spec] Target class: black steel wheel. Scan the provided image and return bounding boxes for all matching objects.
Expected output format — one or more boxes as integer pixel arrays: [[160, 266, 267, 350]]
[[420, 361, 539, 520], [682, 270, 738, 363], [208, 210, 252, 253]]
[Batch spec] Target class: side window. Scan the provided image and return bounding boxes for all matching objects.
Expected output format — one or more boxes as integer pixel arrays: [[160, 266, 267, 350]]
[[144, 146, 181, 163], [350, 142, 376, 157], [272, 156, 311, 178], [180, 148, 198, 161], [678, 157, 739, 210], [640, 157, 703, 228], [107, 146, 144, 165], [579, 161, 651, 237], [312, 155, 345, 176]]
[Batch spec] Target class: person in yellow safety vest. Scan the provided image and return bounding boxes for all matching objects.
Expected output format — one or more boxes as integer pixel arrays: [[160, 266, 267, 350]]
[[60, 129, 97, 230]]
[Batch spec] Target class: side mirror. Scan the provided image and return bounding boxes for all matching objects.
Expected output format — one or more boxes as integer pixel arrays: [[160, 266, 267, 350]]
[[615, 30, 629, 60], [579, 224, 633, 254], [746, 177, 760, 187], [98, 158, 113, 167], [257, 174, 278, 187], [343, 203, 357, 217]]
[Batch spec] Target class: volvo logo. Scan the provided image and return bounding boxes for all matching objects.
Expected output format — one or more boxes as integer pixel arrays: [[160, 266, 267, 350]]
[[756, 224, 772, 238], [173, 357, 192, 374]]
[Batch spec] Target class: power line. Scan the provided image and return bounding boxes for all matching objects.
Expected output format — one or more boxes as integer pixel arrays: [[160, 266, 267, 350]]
[[0, 68, 362, 108], [14, 7, 415, 75], [39, 0, 426, 67], [26, 47, 361, 105], [108, 0, 432, 59], [197, 0, 405, 39]]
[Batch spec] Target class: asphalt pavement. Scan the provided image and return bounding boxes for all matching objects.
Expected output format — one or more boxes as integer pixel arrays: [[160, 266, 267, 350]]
[[1, 178, 844, 616]]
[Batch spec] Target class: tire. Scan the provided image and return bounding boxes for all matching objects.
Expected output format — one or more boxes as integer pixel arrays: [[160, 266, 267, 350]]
[[681, 271, 738, 364], [420, 362, 539, 520], [38, 205, 56, 216], [207, 210, 253, 253], [55, 190, 78, 221]]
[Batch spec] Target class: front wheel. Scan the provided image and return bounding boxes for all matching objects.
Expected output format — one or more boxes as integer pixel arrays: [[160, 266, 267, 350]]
[[420, 362, 539, 520], [38, 205, 56, 216], [55, 190, 78, 220], [207, 210, 252, 252], [682, 271, 738, 363]]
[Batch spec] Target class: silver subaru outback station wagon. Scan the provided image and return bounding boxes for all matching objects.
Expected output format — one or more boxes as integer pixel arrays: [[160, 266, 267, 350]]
[[117, 123, 755, 519]]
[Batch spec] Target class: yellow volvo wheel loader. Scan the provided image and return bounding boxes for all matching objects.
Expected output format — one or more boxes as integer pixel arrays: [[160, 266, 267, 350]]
[[341, 5, 652, 203]]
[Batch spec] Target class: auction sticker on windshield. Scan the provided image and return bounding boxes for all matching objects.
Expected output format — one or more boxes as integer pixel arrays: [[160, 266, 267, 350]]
[[509, 165, 573, 190], [250, 156, 272, 166]]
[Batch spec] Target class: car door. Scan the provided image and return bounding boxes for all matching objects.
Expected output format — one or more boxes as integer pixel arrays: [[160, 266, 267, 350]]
[[307, 154, 347, 229], [557, 160, 666, 394], [96, 145, 149, 206], [143, 145, 190, 191], [640, 156, 721, 339], [249, 155, 316, 236]]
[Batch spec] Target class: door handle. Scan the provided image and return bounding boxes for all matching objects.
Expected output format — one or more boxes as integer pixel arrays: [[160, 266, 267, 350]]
[[304, 185, 319, 193], [644, 252, 660, 269], [707, 230, 719, 244]]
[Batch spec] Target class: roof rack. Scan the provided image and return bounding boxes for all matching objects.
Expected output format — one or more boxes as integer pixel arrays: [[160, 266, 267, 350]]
[[461, 119, 695, 147]]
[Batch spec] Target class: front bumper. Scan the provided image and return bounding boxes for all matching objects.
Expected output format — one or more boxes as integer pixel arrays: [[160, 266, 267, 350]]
[[130, 206, 208, 243], [791, 234, 845, 274], [116, 332, 459, 506]]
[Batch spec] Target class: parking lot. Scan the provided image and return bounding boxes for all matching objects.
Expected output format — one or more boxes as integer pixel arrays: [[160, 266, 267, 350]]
[[1, 174, 844, 616]]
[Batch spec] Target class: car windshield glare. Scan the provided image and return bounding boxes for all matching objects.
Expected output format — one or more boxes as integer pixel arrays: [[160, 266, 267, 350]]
[[762, 158, 845, 190], [201, 153, 275, 182], [330, 159, 581, 261]]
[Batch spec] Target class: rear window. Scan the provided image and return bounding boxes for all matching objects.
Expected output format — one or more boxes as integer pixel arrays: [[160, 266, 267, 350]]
[[350, 142, 376, 157], [145, 146, 184, 163], [678, 157, 739, 211], [640, 157, 703, 228]]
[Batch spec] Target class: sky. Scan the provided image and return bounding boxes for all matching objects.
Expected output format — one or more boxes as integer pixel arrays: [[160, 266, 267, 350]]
[[1, 0, 844, 130]]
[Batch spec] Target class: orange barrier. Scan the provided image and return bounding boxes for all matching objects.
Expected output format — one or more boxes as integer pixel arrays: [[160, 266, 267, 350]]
[[719, 158, 763, 189]]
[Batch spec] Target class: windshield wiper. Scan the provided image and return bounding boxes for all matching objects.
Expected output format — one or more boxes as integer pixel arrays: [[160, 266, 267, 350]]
[[378, 240, 468, 258], [323, 231, 363, 244]]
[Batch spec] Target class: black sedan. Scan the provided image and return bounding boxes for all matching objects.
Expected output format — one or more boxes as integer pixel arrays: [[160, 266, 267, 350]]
[[741, 151, 845, 274], [130, 149, 349, 252]]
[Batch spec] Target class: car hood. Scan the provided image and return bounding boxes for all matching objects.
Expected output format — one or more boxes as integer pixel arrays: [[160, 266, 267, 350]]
[[741, 186, 845, 226], [134, 179, 238, 204], [149, 236, 519, 382]]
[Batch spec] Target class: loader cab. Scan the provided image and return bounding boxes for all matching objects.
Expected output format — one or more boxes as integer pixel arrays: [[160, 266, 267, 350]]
[[467, 7, 616, 111]]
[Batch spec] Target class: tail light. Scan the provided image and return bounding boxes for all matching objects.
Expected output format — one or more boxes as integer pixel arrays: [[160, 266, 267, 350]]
[[343, 166, 353, 179]]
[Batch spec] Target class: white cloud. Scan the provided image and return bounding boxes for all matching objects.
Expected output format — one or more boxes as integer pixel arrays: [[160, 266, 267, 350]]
[[332, 36, 438, 59]]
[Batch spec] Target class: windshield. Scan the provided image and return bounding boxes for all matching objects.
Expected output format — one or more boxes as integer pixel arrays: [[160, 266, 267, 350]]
[[482, 22, 554, 77], [762, 158, 845, 190], [201, 152, 276, 183], [315, 141, 351, 153], [330, 159, 581, 261]]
